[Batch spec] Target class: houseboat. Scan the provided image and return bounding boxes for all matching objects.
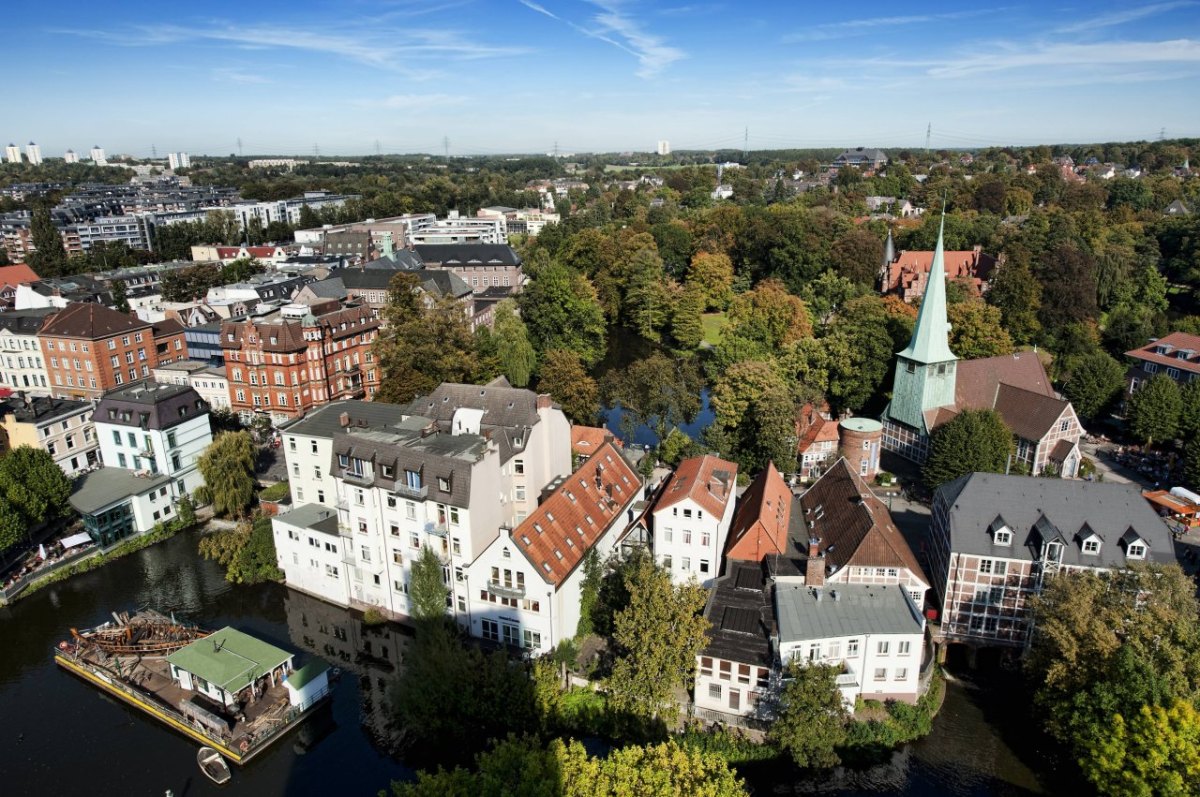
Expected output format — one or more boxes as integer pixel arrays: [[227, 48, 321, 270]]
[[55, 609, 331, 764]]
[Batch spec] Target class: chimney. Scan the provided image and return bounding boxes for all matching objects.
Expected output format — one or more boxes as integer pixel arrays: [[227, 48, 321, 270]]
[[805, 537, 825, 587], [338, 412, 351, 428], [536, 393, 552, 411]]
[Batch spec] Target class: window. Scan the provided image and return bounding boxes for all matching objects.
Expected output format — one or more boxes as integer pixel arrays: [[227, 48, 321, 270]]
[[700, 657, 713, 677], [994, 529, 1012, 546], [514, 459, 525, 475], [683, 529, 692, 544], [515, 485, 526, 501], [112, 430, 121, 445], [894, 668, 908, 680], [874, 668, 887, 681], [719, 661, 731, 681], [681, 556, 691, 571], [663, 527, 672, 543], [847, 639, 859, 657], [410, 532, 420, 549], [699, 559, 710, 574], [979, 559, 994, 574], [877, 641, 890, 656], [522, 629, 542, 650], [437, 476, 450, 492], [898, 640, 911, 656], [117, 453, 127, 467], [1083, 538, 1100, 554], [406, 502, 416, 520], [452, 537, 461, 555], [1127, 542, 1146, 559], [1168, 367, 1181, 380], [325, 564, 339, 578], [708, 683, 722, 699], [828, 641, 841, 659], [700, 531, 710, 547], [662, 554, 672, 570]]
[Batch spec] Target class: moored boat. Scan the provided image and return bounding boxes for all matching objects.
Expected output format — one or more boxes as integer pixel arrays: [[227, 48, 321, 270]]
[[197, 746, 231, 784]]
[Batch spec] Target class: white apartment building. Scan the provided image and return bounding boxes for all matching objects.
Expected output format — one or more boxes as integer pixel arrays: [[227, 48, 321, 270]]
[[167, 152, 191, 170], [0, 309, 56, 395], [90, 146, 107, 165], [64, 150, 80, 164], [5, 144, 20, 164], [464, 441, 643, 653], [25, 143, 42, 166], [272, 382, 572, 620], [93, 381, 212, 493], [0, 395, 99, 476], [230, 191, 358, 231], [651, 454, 738, 587], [775, 583, 925, 709], [152, 360, 231, 411], [407, 211, 507, 245], [248, 159, 301, 170]]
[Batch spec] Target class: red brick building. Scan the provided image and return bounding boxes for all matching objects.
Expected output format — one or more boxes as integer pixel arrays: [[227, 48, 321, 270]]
[[220, 300, 380, 423], [39, 303, 187, 400]]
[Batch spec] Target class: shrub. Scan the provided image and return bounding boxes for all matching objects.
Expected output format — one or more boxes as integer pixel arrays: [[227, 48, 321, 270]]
[[258, 481, 290, 502]]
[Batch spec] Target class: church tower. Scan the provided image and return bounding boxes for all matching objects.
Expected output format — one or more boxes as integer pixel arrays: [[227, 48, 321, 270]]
[[878, 228, 896, 290], [884, 214, 957, 437]]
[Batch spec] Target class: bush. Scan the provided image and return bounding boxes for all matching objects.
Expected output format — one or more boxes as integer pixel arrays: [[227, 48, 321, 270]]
[[876, 471, 895, 486], [678, 723, 780, 765], [198, 514, 283, 584], [363, 607, 387, 626], [258, 481, 290, 502]]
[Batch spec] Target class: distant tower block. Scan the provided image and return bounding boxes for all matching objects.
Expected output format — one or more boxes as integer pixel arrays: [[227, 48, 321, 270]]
[[840, 418, 883, 481], [657, 140, 671, 156]]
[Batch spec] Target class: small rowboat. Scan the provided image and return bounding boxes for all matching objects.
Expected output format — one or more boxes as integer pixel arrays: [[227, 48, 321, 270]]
[[197, 746, 231, 785]]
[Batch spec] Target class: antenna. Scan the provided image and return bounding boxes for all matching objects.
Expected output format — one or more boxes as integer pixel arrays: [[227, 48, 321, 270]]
[[1159, 127, 1166, 141], [925, 123, 932, 153], [237, 137, 243, 157], [743, 126, 748, 160], [375, 139, 382, 156], [553, 140, 559, 158], [443, 136, 450, 158], [151, 144, 157, 159], [313, 143, 320, 158]]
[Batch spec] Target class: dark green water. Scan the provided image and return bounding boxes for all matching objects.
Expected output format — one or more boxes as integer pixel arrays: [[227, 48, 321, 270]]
[[0, 531, 1067, 796]]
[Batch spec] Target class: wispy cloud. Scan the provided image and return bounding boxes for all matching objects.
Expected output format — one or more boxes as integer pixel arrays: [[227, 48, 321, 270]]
[[55, 20, 528, 79], [353, 93, 469, 110], [921, 38, 1200, 78], [211, 68, 272, 85], [784, 8, 1003, 42], [1056, 1, 1196, 33], [518, 0, 684, 78]]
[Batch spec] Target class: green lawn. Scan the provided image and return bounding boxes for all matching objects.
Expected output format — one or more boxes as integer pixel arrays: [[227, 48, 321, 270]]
[[701, 312, 728, 346]]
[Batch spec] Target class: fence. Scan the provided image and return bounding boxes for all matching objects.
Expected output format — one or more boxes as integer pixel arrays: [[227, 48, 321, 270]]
[[1, 545, 99, 604], [687, 703, 769, 732]]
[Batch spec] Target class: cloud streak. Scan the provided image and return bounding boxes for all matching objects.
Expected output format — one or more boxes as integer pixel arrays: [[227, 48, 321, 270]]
[[784, 8, 1004, 42], [1056, 1, 1196, 34], [518, 0, 683, 77], [353, 93, 469, 110]]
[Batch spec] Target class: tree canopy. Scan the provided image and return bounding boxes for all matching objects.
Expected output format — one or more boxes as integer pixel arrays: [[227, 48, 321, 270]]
[[923, 409, 1014, 488], [197, 431, 257, 517]]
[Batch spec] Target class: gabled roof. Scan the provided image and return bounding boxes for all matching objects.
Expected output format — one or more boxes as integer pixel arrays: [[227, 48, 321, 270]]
[[413, 243, 521, 267], [787, 458, 928, 585], [572, 425, 623, 457], [167, 627, 292, 695], [725, 462, 792, 563], [653, 454, 738, 520], [1126, 332, 1200, 375], [40, 301, 150, 339], [513, 441, 640, 588], [0, 264, 39, 288], [404, 379, 543, 430], [954, 351, 1056, 407], [701, 560, 774, 667], [991, 382, 1072, 441]]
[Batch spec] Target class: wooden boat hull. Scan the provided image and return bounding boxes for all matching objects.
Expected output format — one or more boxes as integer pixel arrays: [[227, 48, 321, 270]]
[[198, 746, 232, 785]]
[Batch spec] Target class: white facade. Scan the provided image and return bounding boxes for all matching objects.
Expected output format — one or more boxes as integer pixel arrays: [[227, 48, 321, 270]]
[[407, 212, 507, 245], [694, 654, 772, 719], [90, 146, 107, 165], [64, 150, 79, 164], [94, 392, 211, 495], [167, 152, 190, 170], [2, 399, 100, 477], [651, 457, 739, 587], [657, 140, 671, 155], [4, 144, 20, 164], [25, 143, 42, 166], [0, 328, 51, 394]]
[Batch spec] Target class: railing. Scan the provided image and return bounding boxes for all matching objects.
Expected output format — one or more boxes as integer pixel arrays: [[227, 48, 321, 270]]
[[394, 483, 427, 500], [835, 672, 860, 687], [424, 521, 448, 538], [488, 581, 525, 600], [689, 704, 768, 731], [2, 545, 96, 602]]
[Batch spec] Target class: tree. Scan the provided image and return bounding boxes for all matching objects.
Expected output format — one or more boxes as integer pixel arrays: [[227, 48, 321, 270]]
[[946, 301, 1013, 359], [829, 228, 885, 287], [1126, 374, 1183, 447], [1179, 379, 1200, 438], [801, 271, 859, 328], [1061, 350, 1125, 421], [576, 549, 603, 637], [606, 556, 709, 720], [410, 544, 449, 623], [603, 352, 702, 445], [985, 258, 1042, 344], [1083, 701, 1200, 797], [491, 300, 537, 387], [769, 662, 849, 769], [1186, 435, 1200, 492], [518, 261, 607, 366], [725, 278, 812, 349], [26, 204, 67, 277], [686, 252, 734, 311], [708, 360, 797, 473], [923, 409, 1014, 489], [373, 272, 481, 403], [111, 279, 130, 314], [537, 350, 600, 424], [197, 431, 256, 517], [671, 285, 706, 350]]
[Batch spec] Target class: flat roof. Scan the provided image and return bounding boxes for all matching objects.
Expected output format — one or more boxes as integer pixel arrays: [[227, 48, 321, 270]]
[[167, 627, 293, 694], [280, 400, 410, 439], [275, 503, 340, 536], [69, 468, 172, 515], [775, 583, 922, 644]]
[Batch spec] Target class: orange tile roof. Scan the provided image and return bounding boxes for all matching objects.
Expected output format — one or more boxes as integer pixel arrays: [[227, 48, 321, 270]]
[[571, 425, 623, 456], [512, 441, 640, 588], [883, 249, 998, 301], [0, 264, 38, 288], [654, 454, 738, 520], [725, 462, 792, 562], [1126, 332, 1200, 375]]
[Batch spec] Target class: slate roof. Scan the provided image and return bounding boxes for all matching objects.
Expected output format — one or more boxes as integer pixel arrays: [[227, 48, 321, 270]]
[[302, 277, 349, 300], [1126, 332, 1200, 375], [2, 394, 92, 425], [775, 583, 923, 643], [833, 148, 889, 166], [778, 458, 928, 586], [0, 307, 56, 335], [936, 472, 1177, 567], [40, 301, 150, 339], [654, 454, 738, 520], [725, 462, 792, 562], [701, 560, 774, 667], [413, 244, 521, 266], [363, 249, 424, 271], [513, 441, 640, 587], [280, 400, 411, 439], [95, 381, 208, 430]]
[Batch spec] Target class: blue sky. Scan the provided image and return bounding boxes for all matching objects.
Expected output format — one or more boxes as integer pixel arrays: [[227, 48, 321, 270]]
[[5, 0, 1199, 156]]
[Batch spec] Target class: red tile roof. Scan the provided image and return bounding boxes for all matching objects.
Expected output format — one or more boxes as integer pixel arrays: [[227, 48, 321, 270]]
[[0, 264, 39, 288], [883, 248, 999, 301], [40, 302, 150, 339], [725, 462, 792, 562], [571, 425, 623, 456], [654, 454, 738, 520], [1126, 332, 1200, 375], [513, 441, 640, 588]]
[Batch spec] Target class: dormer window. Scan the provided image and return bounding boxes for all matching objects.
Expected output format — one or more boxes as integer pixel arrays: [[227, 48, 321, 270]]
[[994, 528, 1012, 546], [1045, 541, 1063, 562], [438, 476, 450, 492], [1127, 542, 1146, 559], [1082, 538, 1100, 555]]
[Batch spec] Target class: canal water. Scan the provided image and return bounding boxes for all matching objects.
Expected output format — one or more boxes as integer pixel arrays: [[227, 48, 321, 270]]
[[0, 531, 1065, 796]]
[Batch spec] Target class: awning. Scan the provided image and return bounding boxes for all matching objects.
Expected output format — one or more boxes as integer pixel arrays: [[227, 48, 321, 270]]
[[60, 532, 93, 549]]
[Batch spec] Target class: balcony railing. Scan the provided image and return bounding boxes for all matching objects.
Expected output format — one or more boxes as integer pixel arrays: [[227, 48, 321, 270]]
[[394, 483, 427, 500], [424, 521, 448, 538], [488, 581, 526, 600], [835, 672, 859, 687]]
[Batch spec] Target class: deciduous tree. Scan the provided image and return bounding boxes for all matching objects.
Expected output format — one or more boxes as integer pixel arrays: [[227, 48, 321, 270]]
[[985, 259, 1042, 344], [708, 359, 796, 472], [1083, 700, 1200, 797], [491, 300, 537, 387], [518, 261, 607, 366], [197, 431, 256, 518], [686, 252, 734, 311], [923, 409, 1013, 489], [410, 544, 449, 623], [1126, 374, 1183, 447], [26, 204, 67, 277], [1061, 350, 1125, 421], [947, 301, 1013, 359], [536, 350, 600, 424], [769, 662, 849, 769]]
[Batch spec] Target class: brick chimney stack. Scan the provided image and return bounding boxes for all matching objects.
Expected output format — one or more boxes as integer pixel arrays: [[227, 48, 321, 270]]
[[536, 393, 553, 411], [805, 537, 825, 587]]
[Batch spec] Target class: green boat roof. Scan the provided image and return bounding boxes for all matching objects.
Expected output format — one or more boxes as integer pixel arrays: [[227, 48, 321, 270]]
[[287, 659, 330, 691], [167, 627, 292, 694]]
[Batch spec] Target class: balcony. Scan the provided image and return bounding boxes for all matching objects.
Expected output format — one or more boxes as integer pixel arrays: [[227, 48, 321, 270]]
[[342, 469, 372, 486], [835, 671, 860, 688], [394, 483, 427, 500], [488, 581, 526, 600], [424, 521, 448, 538]]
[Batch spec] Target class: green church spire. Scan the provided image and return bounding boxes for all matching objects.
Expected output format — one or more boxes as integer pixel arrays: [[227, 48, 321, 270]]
[[898, 212, 957, 365]]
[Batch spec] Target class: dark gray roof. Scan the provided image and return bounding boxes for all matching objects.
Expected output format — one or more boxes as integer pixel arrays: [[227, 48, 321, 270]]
[[419, 270, 472, 299], [0, 308, 57, 334], [403, 380, 543, 464], [302, 277, 348, 300], [70, 468, 173, 515], [275, 503, 340, 537], [94, 381, 208, 431], [701, 561, 774, 667], [936, 473, 1177, 567], [331, 425, 485, 509], [413, 244, 521, 267], [279, 400, 411, 440], [340, 270, 398, 290], [775, 583, 923, 644], [363, 249, 424, 271], [2, 395, 92, 425]]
